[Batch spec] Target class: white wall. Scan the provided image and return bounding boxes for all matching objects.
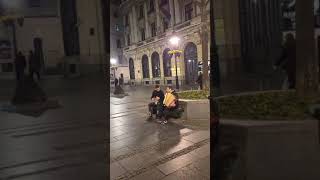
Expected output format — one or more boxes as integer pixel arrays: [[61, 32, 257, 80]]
[[15, 17, 64, 67], [76, 0, 105, 65]]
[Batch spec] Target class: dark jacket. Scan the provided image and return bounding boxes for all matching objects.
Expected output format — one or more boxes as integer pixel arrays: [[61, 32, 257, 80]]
[[15, 54, 26, 70], [196, 74, 203, 84], [29, 53, 41, 70], [151, 90, 164, 104]]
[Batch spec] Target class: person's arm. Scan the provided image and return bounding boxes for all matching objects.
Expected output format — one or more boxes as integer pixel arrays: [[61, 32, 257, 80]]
[[151, 91, 155, 99]]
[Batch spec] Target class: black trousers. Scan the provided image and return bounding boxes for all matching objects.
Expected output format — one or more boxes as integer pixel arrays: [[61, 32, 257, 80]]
[[148, 102, 163, 117], [16, 70, 24, 81], [30, 70, 40, 80]]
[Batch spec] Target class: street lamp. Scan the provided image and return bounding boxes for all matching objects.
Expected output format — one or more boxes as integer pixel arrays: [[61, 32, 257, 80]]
[[110, 58, 117, 65], [169, 36, 181, 90]]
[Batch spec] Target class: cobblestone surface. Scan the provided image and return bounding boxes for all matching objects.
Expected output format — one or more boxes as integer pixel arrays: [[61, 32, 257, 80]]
[[110, 86, 210, 180]]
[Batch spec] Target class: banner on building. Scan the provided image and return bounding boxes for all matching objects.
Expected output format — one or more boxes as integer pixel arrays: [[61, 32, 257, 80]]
[[282, 0, 320, 30]]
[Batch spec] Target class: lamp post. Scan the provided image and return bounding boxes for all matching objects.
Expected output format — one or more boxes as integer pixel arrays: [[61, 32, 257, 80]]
[[169, 36, 181, 90]]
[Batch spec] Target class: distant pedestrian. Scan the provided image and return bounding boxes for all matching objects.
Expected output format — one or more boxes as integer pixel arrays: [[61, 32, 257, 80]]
[[196, 72, 203, 90], [274, 33, 296, 89], [119, 76, 124, 86], [114, 77, 119, 87], [14, 51, 26, 81], [28, 50, 41, 81]]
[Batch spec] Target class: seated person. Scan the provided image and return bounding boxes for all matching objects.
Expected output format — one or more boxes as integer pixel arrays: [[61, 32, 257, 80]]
[[160, 86, 180, 124], [148, 85, 164, 118]]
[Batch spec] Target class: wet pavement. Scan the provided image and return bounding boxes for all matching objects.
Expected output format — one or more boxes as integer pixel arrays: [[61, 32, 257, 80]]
[[0, 75, 107, 180], [110, 86, 210, 180]]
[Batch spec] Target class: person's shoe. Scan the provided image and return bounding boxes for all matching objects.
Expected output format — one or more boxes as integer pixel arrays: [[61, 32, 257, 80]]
[[161, 120, 168, 125]]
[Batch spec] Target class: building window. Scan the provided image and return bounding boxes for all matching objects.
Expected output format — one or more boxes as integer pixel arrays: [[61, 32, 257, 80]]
[[127, 35, 130, 46], [151, 23, 156, 37], [151, 52, 161, 78], [117, 39, 121, 48], [163, 48, 172, 77], [129, 58, 135, 79], [139, 5, 144, 19], [125, 15, 129, 26], [185, 3, 193, 21], [142, 55, 150, 78], [115, 24, 120, 32], [28, 0, 41, 7], [149, 0, 155, 12], [141, 28, 145, 41]]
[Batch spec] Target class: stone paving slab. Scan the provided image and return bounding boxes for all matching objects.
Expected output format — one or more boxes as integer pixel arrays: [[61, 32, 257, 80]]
[[110, 86, 210, 180]]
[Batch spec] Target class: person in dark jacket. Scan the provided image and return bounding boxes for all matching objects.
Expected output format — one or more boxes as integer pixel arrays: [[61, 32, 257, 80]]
[[160, 86, 180, 124], [28, 50, 41, 81], [196, 72, 203, 90], [148, 85, 164, 119], [274, 33, 296, 89], [114, 77, 119, 87], [14, 51, 26, 81]]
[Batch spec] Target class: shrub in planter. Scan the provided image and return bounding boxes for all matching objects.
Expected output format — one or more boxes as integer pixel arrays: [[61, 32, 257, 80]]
[[178, 90, 209, 100], [214, 90, 313, 120]]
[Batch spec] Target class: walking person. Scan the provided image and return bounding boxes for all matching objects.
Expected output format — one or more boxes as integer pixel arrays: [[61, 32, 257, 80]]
[[274, 33, 296, 89], [196, 72, 203, 90], [28, 50, 41, 81], [114, 77, 119, 87], [14, 51, 26, 82], [119, 75, 124, 86]]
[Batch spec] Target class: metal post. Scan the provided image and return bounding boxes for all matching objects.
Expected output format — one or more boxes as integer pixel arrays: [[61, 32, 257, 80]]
[[175, 53, 179, 90]]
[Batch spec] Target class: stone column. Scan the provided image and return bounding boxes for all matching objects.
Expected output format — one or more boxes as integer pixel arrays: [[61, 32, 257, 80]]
[[144, 2, 150, 38], [155, 0, 162, 34], [132, 6, 139, 42], [169, 0, 175, 27], [174, 0, 182, 24], [159, 48, 165, 82], [148, 51, 153, 80], [129, 10, 135, 43]]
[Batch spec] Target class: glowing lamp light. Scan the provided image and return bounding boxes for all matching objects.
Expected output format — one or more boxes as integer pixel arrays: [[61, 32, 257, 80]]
[[169, 36, 180, 46], [110, 58, 117, 65]]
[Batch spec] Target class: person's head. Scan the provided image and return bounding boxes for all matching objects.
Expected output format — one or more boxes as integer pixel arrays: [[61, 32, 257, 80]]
[[18, 51, 22, 56], [29, 50, 33, 54], [166, 86, 174, 93], [154, 85, 160, 91], [284, 33, 295, 45]]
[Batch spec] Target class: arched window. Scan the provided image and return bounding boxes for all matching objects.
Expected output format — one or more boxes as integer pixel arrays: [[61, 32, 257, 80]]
[[151, 52, 161, 78], [142, 55, 150, 78], [163, 48, 172, 77], [184, 42, 198, 84], [129, 58, 135, 79]]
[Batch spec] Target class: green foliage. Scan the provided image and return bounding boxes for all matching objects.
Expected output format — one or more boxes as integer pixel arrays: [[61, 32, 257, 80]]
[[215, 91, 311, 120], [178, 90, 209, 100]]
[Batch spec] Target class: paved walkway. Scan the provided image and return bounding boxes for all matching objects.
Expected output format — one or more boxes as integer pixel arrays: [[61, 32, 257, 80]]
[[0, 75, 107, 180], [110, 86, 210, 180]]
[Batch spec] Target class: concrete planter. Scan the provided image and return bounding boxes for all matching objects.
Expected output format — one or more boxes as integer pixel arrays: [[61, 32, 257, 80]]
[[179, 99, 209, 121], [219, 119, 320, 180]]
